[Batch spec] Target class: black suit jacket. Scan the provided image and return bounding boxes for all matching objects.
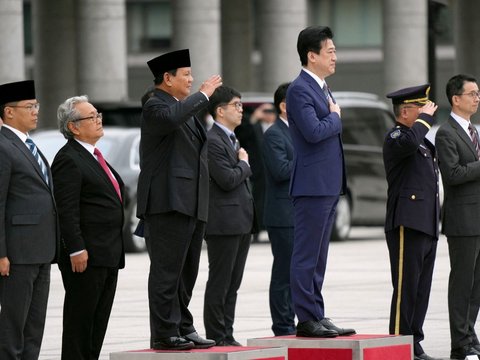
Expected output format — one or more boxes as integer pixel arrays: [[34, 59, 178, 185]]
[[263, 118, 294, 227], [205, 124, 255, 235], [0, 127, 58, 264], [52, 139, 125, 268], [436, 116, 480, 236], [382, 115, 439, 238], [137, 89, 210, 221]]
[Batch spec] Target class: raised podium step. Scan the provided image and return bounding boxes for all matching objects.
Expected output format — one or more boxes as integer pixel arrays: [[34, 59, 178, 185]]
[[247, 334, 413, 360], [110, 346, 287, 360]]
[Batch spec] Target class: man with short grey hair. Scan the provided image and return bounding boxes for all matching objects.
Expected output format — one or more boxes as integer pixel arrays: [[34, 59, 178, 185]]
[[52, 95, 125, 360]]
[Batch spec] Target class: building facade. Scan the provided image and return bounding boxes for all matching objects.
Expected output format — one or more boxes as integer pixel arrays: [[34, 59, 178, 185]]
[[0, 0, 478, 128]]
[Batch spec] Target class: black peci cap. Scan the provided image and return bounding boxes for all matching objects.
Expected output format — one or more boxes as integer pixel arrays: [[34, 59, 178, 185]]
[[147, 49, 191, 80], [386, 84, 431, 105], [0, 80, 36, 106]]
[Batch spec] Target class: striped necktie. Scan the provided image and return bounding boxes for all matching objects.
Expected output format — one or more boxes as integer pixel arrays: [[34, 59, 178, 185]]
[[468, 123, 480, 159], [323, 84, 336, 104], [25, 138, 49, 185]]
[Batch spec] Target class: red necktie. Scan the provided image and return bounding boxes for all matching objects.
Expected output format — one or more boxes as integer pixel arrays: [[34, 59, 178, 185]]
[[94, 148, 122, 201]]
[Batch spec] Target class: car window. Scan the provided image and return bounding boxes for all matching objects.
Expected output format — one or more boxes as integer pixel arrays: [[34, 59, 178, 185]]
[[130, 135, 140, 169], [342, 107, 392, 147], [97, 107, 142, 127]]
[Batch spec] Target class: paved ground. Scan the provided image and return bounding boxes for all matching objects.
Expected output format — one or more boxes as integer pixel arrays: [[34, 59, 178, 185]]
[[38, 227, 453, 359]]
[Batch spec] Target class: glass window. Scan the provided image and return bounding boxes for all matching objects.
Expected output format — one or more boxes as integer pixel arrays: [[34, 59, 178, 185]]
[[308, 0, 382, 47], [127, 0, 172, 53], [433, 5, 453, 45], [308, 0, 453, 48]]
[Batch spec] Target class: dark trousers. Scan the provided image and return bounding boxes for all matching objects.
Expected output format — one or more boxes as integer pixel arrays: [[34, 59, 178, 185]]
[[447, 235, 480, 349], [267, 226, 295, 335], [290, 195, 338, 322], [0, 263, 50, 360], [203, 234, 250, 343], [386, 227, 437, 356], [145, 212, 205, 342], [60, 264, 118, 360]]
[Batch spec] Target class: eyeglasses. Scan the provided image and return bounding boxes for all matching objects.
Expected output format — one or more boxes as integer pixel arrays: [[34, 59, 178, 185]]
[[7, 103, 40, 112], [224, 102, 243, 111], [72, 113, 103, 123], [457, 91, 480, 99]]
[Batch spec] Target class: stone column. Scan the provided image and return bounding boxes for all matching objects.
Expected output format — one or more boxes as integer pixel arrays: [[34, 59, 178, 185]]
[[0, 0, 25, 83], [258, 0, 307, 92], [453, 0, 480, 77], [172, 0, 221, 89], [76, 0, 128, 101], [221, 0, 253, 91], [32, 0, 76, 128], [383, 0, 428, 93]]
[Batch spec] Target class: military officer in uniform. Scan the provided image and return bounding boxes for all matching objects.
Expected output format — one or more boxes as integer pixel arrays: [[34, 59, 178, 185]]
[[383, 84, 440, 360]]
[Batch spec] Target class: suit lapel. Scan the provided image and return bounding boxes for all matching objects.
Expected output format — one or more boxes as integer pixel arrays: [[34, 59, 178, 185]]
[[186, 117, 206, 142], [212, 124, 237, 160], [448, 117, 478, 158], [300, 70, 328, 104], [278, 119, 293, 149], [1, 127, 51, 189], [69, 140, 123, 202]]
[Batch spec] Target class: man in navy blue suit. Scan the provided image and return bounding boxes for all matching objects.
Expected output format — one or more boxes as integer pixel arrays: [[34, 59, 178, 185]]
[[263, 83, 296, 336], [286, 26, 355, 338]]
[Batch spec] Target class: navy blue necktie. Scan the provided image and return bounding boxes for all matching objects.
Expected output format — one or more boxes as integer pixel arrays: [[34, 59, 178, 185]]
[[323, 84, 336, 104], [25, 138, 49, 184], [230, 133, 240, 151]]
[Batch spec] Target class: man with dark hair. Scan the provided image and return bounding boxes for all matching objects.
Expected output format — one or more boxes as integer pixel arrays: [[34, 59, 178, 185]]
[[435, 74, 480, 359], [383, 84, 439, 360], [203, 85, 255, 346], [0, 80, 58, 359], [263, 82, 296, 336], [286, 26, 355, 338], [137, 49, 222, 350]]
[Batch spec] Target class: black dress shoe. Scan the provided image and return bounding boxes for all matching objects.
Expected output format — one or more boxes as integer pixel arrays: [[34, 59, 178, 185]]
[[152, 336, 194, 350], [414, 353, 440, 360], [450, 344, 480, 359], [216, 339, 242, 346], [296, 320, 338, 338], [183, 331, 216, 349], [319, 318, 356, 336], [226, 339, 242, 346]]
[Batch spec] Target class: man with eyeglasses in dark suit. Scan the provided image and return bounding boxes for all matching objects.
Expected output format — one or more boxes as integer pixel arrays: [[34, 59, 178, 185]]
[[435, 74, 480, 360], [0, 80, 59, 360], [52, 95, 125, 360]]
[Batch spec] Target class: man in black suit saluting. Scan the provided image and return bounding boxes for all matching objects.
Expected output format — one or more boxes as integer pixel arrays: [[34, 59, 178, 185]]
[[52, 96, 125, 360], [137, 49, 222, 350], [0, 80, 59, 360]]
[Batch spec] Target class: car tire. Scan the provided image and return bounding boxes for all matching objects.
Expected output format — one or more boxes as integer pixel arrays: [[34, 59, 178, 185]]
[[123, 200, 146, 253], [331, 195, 352, 241]]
